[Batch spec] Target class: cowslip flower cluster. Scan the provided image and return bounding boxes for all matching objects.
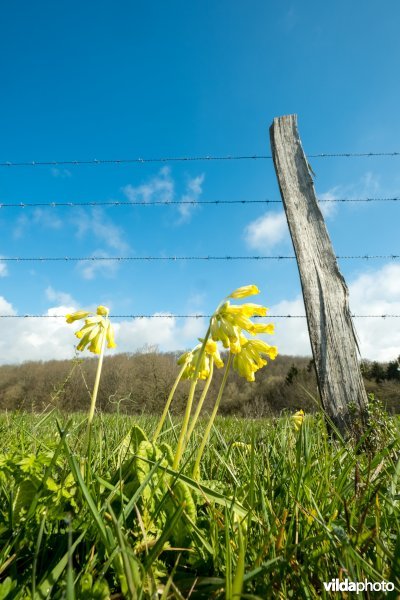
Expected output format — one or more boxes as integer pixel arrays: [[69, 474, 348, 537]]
[[66, 305, 116, 354], [292, 409, 305, 431], [233, 335, 278, 382], [211, 285, 278, 381], [178, 338, 224, 380], [177, 285, 278, 383]]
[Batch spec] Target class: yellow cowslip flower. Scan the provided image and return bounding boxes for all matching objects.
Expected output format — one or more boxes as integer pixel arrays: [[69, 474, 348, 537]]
[[251, 323, 275, 335], [66, 306, 116, 354], [233, 337, 278, 382], [292, 409, 305, 431], [177, 338, 224, 380], [211, 299, 271, 352], [229, 285, 260, 299], [65, 310, 90, 323]]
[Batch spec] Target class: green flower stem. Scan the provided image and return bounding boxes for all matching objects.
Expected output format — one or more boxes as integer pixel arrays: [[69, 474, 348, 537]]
[[173, 326, 211, 470], [86, 326, 107, 483], [185, 358, 214, 445], [173, 378, 198, 470], [192, 352, 233, 480], [153, 361, 187, 443]]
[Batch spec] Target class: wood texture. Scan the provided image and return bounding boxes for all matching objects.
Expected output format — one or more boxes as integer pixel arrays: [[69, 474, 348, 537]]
[[270, 114, 368, 436]]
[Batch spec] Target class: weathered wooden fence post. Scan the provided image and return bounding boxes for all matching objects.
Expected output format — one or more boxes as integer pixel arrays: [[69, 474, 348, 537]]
[[270, 114, 369, 437]]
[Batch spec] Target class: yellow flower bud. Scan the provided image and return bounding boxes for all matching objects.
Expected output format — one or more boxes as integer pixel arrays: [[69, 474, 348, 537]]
[[229, 285, 260, 299]]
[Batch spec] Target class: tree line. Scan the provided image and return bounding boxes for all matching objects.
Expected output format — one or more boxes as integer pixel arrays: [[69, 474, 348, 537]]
[[0, 351, 398, 415]]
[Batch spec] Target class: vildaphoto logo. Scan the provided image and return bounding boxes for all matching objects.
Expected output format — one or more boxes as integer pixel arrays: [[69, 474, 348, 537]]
[[323, 579, 394, 593]]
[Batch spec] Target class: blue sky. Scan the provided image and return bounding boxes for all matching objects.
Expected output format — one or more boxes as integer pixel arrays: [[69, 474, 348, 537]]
[[0, 1, 399, 363]]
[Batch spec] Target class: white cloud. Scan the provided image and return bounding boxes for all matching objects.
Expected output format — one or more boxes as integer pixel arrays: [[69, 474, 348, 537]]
[[244, 211, 289, 250], [177, 174, 205, 223], [348, 263, 400, 361], [318, 187, 340, 219], [0, 296, 16, 316], [73, 207, 129, 253], [123, 167, 205, 224], [45, 286, 76, 305], [316, 170, 382, 216], [263, 263, 400, 361], [1, 262, 398, 364], [76, 250, 119, 280], [13, 209, 62, 239], [0, 300, 76, 364], [123, 167, 174, 204], [266, 295, 310, 356], [0, 294, 207, 364]]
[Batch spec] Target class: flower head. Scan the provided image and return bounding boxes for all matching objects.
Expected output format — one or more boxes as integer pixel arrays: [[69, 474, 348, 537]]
[[66, 305, 116, 354], [292, 409, 305, 431], [178, 338, 224, 380], [232, 336, 278, 382], [211, 296, 273, 354]]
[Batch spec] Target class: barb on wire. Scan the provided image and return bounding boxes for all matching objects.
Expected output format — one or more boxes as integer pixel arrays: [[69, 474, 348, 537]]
[[1, 197, 400, 209], [0, 254, 399, 262], [0, 314, 399, 319], [1, 151, 400, 168]]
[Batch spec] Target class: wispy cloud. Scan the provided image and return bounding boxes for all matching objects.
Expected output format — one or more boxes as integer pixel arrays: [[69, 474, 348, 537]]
[[45, 286, 76, 305], [13, 209, 63, 239], [51, 167, 72, 178], [318, 187, 341, 219], [72, 207, 129, 254], [0, 258, 8, 277], [123, 166, 174, 204], [77, 250, 120, 280], [316, 170, 382, 214], [122, 167, 205, 224], [177, 174, 205, 223], [244, 211, 288, 250]]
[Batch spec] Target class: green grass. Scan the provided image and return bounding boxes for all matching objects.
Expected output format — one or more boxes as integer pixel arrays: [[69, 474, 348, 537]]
[[0, 410, 399, 599]]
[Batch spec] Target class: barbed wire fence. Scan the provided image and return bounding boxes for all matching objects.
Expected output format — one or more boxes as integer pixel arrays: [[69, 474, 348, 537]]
[[0, 149, 399, 321]]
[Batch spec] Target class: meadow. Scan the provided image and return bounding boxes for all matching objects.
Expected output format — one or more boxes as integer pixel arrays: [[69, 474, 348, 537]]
[[0, 294, 399, 599], [0, 407, 399, 599]]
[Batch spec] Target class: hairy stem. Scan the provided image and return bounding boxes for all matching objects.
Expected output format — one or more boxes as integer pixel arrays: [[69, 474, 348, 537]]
[[192, 353, 232, 479]]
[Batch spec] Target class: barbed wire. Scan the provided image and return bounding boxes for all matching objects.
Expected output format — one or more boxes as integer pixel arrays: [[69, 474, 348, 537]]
[[1, 254, 399, 262], [0, 314, 399, 319], [1, 151, 400, 168], [1, 197, 400, 208]]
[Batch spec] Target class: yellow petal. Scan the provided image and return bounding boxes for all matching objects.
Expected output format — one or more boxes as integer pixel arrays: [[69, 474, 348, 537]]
[[106, 323, 117, 349], [97, 305, 110, 316], [252, 323, 275, 335], [65, 310, 90, 323], [89, 331, 104, 354], [229, 285, 260, 299], [240, 303, 268, 317]]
